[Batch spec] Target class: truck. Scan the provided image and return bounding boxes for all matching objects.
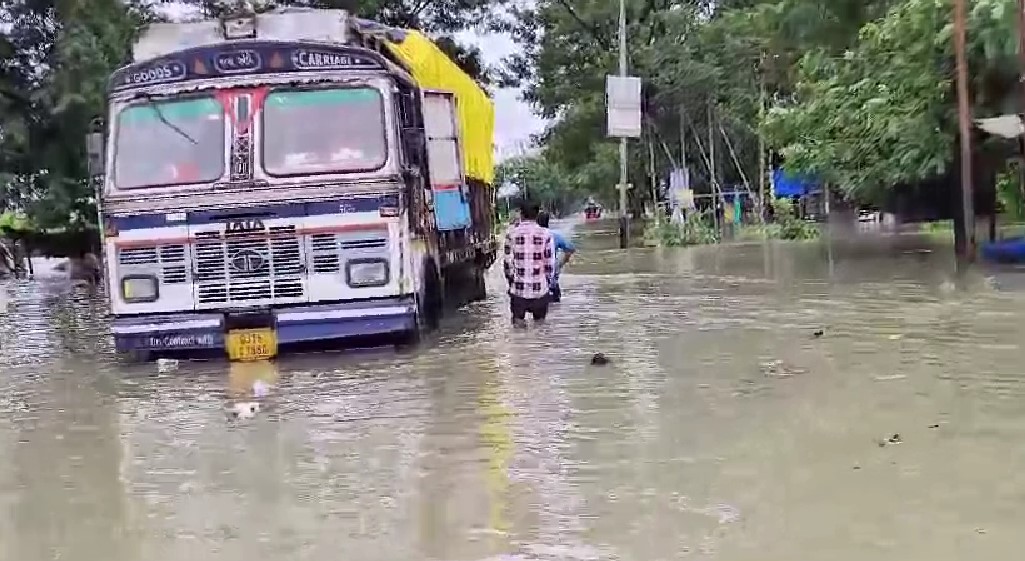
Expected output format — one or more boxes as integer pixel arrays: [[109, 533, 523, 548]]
[[87, 4, 498, 361]]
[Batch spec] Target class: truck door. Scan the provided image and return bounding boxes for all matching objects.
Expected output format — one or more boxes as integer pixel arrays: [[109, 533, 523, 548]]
[[422, 90, 471, 231]]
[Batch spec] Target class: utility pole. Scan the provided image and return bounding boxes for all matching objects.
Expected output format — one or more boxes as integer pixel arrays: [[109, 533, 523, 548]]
[[679, 105, 687, 167], [1018, 0, 1025, 132], [617, 0, 629, 248], [708, 100, 720, 236], [954, 0, 975, 261], [1015, 0, 1025, 215], [758, 53, 767, 223], [648, 128, 659, 226]]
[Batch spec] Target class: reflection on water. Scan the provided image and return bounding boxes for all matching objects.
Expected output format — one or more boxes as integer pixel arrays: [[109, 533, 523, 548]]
[[1, 224, 1025, 559]]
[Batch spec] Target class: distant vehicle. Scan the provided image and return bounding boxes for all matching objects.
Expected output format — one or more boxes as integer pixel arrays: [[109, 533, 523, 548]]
[[89, 6, 497, 361], [859, 210, 880, 222], [584, 203, 602, 221]]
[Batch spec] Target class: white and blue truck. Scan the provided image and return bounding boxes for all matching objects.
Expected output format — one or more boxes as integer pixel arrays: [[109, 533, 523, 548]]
[[88, 5, 497, 360]]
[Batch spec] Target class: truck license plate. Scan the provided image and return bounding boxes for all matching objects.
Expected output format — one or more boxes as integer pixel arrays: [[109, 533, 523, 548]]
[[226, 328, 277, 362]]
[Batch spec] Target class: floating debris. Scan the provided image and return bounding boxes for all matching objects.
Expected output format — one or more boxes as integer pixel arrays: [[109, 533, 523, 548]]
[[874, 374, 907, 382], [812, 329, 824, 338], [230, 402, 260, 420], [888, 334, 904, 341], [760, 360, 806, 378], [878, 433, 902, 447], [590, 353, 610, 366]]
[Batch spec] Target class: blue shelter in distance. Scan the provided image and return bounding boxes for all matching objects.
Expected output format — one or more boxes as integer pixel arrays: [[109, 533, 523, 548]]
[[772, 168, 820, 198]]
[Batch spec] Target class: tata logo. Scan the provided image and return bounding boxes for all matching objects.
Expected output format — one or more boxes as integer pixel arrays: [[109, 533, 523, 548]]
[[229, 248, 266, 274], [226, 218, 264, 233]]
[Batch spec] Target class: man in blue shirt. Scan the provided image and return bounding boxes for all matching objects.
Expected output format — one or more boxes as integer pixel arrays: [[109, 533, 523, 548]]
[[536, 211, 575, 302]]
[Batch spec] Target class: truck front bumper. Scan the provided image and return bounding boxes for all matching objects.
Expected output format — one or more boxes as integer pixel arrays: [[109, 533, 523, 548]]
[[111, 297, 417, 355]]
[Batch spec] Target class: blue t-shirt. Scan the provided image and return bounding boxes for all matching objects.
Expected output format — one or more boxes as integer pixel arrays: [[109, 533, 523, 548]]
[[550, 230, 575, 284]]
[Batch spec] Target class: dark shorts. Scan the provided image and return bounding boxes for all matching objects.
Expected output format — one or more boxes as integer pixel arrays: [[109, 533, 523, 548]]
[[510, 294, 550, 322]]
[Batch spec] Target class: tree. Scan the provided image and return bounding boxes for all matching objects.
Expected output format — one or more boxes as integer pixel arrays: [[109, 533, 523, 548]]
[[496, 152, 586, 215], [498, 0, 942, 211], [0, 0, 152, 231], [763, 0, 1019, 202]]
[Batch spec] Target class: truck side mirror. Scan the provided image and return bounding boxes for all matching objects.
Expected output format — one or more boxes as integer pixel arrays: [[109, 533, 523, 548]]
[[86, 131, 105, 175]]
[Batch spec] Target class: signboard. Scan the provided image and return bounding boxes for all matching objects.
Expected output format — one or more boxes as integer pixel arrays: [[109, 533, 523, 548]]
[[606, 75, 642, 138], [111, 42, 386, 91], [669, 168, 694, 210]]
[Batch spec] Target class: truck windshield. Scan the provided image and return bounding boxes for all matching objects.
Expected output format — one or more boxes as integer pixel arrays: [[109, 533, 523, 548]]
[[262, 88, 387, 176], [114, 97, 224, 189]]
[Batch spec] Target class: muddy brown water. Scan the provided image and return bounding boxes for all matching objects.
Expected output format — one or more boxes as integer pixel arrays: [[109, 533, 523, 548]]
[[0, 220, 1024, 560]]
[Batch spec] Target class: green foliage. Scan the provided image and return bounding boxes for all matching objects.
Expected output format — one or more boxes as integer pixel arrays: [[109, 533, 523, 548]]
[[495, 151, 593, 215], [502, 0, 1025, 214], [0, 0, 149, 231], [739, 197, 818, 240], [9, 0, 1023, 233], [763, 0, 1021, 202], [644, 211, 719, 247], [497, 0, 912, 213], [996, 162, 1024, 220], [772, 197, 820, 240]]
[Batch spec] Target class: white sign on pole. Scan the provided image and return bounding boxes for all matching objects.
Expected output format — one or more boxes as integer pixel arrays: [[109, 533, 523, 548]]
[[669, 168, 695, 211], [606, 75, 642, 138]]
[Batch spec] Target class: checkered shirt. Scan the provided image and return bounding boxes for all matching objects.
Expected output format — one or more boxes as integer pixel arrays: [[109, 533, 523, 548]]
[[503, 220, 554, 299]]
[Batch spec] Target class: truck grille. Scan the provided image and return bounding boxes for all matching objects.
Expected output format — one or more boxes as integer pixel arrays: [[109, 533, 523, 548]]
[[193, 225, 305, 305], [309, 232, 388, 274], [117, 244, 188, 284]]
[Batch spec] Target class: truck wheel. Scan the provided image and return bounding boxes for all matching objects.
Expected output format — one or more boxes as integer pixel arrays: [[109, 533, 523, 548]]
[[399, 261, 442, 348], [471, 267, 487, 302], [418, 260, 443, 330]]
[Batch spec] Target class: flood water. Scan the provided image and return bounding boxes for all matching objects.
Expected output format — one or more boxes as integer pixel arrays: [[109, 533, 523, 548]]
[[2, 220, 1025, 560]]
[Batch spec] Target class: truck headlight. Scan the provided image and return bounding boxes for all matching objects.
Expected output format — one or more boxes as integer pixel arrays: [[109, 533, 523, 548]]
[[121, 274, 159, 303], [345, 259, 389, 287]]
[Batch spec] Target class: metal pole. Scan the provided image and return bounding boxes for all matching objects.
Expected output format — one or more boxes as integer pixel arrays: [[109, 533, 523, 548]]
[[1018, 0, 1025, 131], [758, 53, 767, 223], [708, 101, 720, 236], [648, 129, 659, 226], [1015, 0, 1025, 220], [954, 0, 975, 261], [677, 104, 688, 223], [617, 0, 629, 249], [679, 105, 687, 168]]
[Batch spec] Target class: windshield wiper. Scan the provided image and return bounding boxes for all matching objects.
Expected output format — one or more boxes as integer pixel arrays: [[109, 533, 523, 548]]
[[138, 93, 197, 145]]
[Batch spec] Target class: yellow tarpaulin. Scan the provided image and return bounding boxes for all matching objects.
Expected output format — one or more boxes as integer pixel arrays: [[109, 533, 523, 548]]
[[384, 31, 495, 185]]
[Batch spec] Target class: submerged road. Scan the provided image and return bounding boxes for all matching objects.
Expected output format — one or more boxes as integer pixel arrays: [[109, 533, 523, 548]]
[[0, 221, 1024, 560]]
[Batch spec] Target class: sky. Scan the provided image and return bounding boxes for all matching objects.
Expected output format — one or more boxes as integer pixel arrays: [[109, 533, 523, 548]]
[[455, 30, 547, 159], [156, 2, 548, 160]]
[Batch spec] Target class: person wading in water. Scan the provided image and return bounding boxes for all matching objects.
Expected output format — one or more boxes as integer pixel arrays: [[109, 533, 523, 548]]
[[503, 201, 554, 328], [536, 210, 575, 303]]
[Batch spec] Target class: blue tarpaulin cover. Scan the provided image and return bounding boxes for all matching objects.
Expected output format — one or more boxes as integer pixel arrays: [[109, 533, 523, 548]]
[[773, 168, 818, 197], [981, 238, 1025, 263]]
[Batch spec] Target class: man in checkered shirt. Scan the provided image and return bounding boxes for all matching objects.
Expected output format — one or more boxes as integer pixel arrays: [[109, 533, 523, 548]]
[[504, 201, 555, 327]]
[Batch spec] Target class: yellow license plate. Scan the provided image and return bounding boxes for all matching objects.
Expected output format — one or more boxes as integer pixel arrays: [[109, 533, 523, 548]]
[[226, 328, 278, 362]]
